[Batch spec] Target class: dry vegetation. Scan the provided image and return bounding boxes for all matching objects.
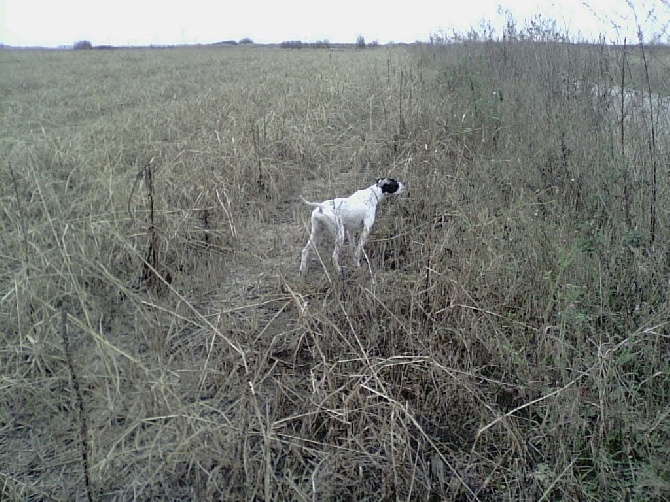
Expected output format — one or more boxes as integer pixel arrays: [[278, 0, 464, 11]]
[[1, 37, 670, 501]]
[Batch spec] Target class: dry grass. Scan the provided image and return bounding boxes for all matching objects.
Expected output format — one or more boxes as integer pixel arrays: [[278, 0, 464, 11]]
[[1, 41, 669, 501]]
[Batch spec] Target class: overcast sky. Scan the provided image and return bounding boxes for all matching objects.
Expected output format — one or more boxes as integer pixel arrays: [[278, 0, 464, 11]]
[[0, 0, 668, 47]]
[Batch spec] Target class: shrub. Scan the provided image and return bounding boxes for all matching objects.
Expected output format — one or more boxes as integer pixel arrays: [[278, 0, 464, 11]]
[[73, 40, 93, 50]]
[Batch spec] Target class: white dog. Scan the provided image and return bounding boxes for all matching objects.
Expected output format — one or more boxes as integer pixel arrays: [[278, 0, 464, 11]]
[[299, 178, 406, 275]]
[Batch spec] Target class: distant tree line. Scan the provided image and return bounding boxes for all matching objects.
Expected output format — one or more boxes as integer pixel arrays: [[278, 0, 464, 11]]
[[71, 36, 383, 51], [281, 37, 379, 49], [281, 40, 331, 49], [73, 37, 255, 50], [355, 36, 378, 48]]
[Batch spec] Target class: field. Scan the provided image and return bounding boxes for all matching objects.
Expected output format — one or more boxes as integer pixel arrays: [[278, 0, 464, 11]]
[[1, 39, 670, 500]]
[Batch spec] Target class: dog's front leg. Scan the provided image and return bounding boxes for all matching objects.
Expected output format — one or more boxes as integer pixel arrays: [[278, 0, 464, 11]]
[[354, 225, 373, 267], [332, 217, 345, 274]]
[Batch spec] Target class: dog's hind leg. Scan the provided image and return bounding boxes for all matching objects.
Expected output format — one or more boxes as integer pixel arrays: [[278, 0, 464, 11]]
[[332, 216, 345, 274], [300, 219, 321, 275]]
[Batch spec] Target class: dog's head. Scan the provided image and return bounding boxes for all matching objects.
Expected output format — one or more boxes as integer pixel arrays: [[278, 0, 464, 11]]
[[376, 178, 406, 196]]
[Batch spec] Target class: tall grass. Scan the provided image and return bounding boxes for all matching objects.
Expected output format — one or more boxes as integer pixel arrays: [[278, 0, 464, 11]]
[[1, 39, 669, 500]]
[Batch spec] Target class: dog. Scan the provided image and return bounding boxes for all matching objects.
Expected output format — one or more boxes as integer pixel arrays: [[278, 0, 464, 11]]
[[299, 178, 406, 275]]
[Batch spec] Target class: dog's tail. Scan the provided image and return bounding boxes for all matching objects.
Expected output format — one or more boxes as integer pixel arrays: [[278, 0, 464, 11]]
[[300, 196, 327, 211]]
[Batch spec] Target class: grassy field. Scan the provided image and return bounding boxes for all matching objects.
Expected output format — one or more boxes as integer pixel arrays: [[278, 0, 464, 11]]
[[1, 40, 670, 500]]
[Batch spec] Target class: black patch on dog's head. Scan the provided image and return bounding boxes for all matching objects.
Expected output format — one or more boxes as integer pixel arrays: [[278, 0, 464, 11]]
[[376, 178, 401, 194]]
